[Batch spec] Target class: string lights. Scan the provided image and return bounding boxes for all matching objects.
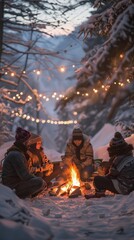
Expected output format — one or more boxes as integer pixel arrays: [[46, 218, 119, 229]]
[[1, 63, 77, 77], [11, 110, 78, 125], [6, 75, 132, 105], [1, 53, 133, 126]]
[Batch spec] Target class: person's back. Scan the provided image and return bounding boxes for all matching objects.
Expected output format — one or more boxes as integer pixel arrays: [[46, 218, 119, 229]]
[[2, 148, 30, 188]]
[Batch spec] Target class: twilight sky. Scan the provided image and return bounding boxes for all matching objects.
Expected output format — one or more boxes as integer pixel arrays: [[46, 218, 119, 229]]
[[39, 0, 93, 35]]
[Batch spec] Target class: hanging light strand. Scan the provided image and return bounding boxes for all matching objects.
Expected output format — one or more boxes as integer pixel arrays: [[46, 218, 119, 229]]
[[11, 110, 78, 125]]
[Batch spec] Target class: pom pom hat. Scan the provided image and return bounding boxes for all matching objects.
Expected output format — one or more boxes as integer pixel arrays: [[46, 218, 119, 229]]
[[15, 127, 31, 142], [107, 132, 133, 157], [72, 127, 83, 140], [15, 127, 42, 146]]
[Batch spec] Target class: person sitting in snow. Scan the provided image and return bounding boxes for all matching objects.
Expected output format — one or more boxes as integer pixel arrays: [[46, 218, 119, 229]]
[[26, 134, 62, 187], [93, 132, 134, 197], [59, 127, 94, 183], [2, 127, 46, 199]]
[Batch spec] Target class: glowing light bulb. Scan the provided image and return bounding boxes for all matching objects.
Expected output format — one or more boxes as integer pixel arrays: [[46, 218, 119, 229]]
[[73, 111, 77, 116], [93, 88, 98, 93], [42, 120, 46, 123], [36, 70, 41, 75], [59, 66, 65, 72], [120, 54, 124, 59]]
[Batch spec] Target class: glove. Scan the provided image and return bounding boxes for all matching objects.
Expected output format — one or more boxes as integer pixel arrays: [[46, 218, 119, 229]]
[[98, 166, 106, 176], [43, 163, 53, 176], [45, 169, 53, 176], [43, 162, 53, 171], [30, 166, 41, 173]]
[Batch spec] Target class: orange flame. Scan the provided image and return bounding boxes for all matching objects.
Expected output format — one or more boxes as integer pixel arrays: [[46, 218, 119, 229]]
[[70, 163, 80, 187], [58, 163, 81, 196]]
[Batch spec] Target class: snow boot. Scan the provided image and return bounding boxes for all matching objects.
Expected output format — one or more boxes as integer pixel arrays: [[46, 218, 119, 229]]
[[85, 190, 106, 199]]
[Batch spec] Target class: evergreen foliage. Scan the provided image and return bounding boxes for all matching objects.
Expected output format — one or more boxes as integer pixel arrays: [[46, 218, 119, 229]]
[[56, 0, 134, 138]]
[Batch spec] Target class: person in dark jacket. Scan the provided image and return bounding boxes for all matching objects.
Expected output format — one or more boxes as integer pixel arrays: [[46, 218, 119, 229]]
[[26, 134, 62, 187], [2, 127, 46, 199], [60, 127, 94, 183], [93, 132, 134, 197]]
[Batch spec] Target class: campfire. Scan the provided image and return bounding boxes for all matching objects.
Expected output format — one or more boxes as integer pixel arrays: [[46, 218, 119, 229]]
[[49, 163, 88, 198]]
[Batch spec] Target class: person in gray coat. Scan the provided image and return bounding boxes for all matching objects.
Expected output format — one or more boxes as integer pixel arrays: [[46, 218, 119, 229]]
[[2, 127, 46, 199]]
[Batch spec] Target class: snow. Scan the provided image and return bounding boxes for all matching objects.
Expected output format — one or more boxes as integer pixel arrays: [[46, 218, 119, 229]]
[[0, 125, 134, 240], [91, 123, 116, 148], [95, 134, 134, 162], [1, 183, 134, 240], [91, 123, 134, 161]]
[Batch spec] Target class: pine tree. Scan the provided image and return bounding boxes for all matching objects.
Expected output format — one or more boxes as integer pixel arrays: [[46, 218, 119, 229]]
[[56, 0, 134, 136]]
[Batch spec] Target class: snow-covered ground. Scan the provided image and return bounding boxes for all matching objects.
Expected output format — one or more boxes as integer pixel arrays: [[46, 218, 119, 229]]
[[0, 124, 134, 240], [1, 184, 134, 240]]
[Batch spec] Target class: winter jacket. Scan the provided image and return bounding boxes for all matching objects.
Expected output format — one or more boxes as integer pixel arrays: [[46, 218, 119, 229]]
[[27, 148, 53, 176], [63, 134, 94, 168], [27, 147, 48, 170], [2, 144, 34, 189], [107, 154, 134, 194]]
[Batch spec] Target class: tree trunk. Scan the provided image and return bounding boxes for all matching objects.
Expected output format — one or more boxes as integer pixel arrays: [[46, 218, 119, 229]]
[[0, 0, 4, 67]]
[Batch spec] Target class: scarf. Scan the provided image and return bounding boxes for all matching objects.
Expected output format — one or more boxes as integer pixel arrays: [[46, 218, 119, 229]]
[[72, 140, 84, 161]]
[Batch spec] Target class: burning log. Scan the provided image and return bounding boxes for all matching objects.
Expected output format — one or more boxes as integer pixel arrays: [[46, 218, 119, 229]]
[[49, 163, 92, 198], [49, 182, 68, 196], [69, 186, 81, 198]]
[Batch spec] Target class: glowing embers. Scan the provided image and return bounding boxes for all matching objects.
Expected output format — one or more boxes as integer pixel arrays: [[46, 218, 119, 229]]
[[49, 163, 82, 198]]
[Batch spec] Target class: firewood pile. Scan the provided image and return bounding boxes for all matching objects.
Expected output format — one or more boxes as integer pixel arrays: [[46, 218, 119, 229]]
[[49, 181, 93, 198]]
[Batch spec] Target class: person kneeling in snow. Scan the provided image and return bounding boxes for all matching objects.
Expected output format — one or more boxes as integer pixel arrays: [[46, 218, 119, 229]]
[[26, 135, 62, 188], [93, 132, 134, 197], [59, 127, 94, 184], [2, 127, 46, 199]]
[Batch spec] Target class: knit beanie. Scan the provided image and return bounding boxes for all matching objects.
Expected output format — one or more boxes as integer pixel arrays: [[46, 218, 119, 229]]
[[26, 133, 42, 146], [15, 127, 31, 142], [107, 132, 133, 157], [72, 128, 83, 140]]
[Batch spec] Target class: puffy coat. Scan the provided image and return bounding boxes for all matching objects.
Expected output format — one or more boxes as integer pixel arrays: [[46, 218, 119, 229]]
[[2, 145, 34, 189], [63, 134, 94, 168], [27, 148, 48, 170], [107, 154, 134, 194], [27, 148, 53, 176]]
